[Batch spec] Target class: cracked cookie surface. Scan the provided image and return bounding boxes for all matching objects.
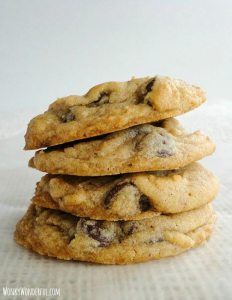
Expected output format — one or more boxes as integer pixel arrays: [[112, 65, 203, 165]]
[[29, 118, 215, 176], [32, 163, 219, 220], [24, 76, 206, 150], [14, 204, 216, 264]]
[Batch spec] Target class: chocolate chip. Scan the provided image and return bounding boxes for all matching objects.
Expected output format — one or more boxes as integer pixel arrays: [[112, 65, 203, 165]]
[[103, 182, 134, 208], [156, 133, 175, 157], [156, 238, 164, 243], [125, 224, 137, 235], [61, 109, 75, 122], [119, 222, 138, 242], [156, 238, 164, 242], [87, 92, 109, 107], [135, 78, 156, 105], [145, 78, 156, 94], [156, 149, 174, 157], [80, 219, 111, 247], [146, 238, 163, 245], [139, 195, 152, 211], [159, 133, 172, 146], [146, 239, 154, 245]]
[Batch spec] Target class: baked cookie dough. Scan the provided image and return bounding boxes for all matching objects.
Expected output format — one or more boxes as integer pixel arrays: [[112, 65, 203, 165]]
[[29, 118, 215, 176], [24, 76, 206, 149], [32, 163, 219, 221], [14, 204, 216, 264]]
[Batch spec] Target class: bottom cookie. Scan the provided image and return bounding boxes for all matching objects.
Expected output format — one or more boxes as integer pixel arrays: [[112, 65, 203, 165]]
[[14, 204, 216, 264]]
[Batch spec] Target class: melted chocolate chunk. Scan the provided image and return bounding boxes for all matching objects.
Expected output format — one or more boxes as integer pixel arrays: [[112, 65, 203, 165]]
[[139, 195, 152, 211], [136, 77, 156, 104], [103, 182, 134, 208], [156, 149, 174, 157], [156, 238, 164, 242], [118, 222, 138, 242], [61, 109, 75, 123], [145, 78, 156, 94], [80, 220, 111, 247], [125, 224, 137, 235], [87, 92, 109, 107]]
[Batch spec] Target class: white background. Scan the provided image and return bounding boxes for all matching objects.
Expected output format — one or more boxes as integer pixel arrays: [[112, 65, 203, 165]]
[[0, 1, 232, 300], [1, 0, 232, 114]]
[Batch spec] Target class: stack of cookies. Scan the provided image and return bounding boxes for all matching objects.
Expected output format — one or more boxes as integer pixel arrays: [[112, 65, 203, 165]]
[[15, 76, 219, 264]]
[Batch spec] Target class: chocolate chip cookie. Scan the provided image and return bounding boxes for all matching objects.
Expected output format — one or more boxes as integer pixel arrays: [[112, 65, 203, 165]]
[[32, 163, 219, 221], [14, 204, 216, 264], [29, 118, 215, 176], [24, 76, 206, 150]]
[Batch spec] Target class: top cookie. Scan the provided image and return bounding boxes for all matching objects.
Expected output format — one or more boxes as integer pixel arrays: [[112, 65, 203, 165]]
[[24, 76, 206, 149]]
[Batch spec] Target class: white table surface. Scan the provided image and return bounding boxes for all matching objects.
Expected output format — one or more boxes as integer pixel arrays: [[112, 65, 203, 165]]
[[0, 100, 231, 300]]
